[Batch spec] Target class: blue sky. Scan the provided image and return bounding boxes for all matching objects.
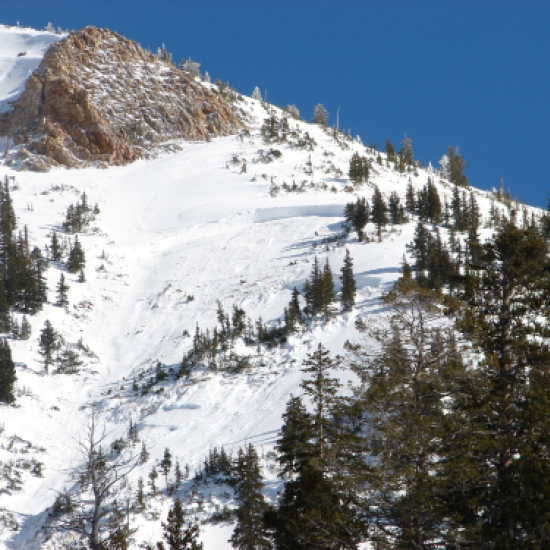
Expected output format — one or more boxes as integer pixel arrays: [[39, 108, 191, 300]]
[[4, 1, 550, 208]]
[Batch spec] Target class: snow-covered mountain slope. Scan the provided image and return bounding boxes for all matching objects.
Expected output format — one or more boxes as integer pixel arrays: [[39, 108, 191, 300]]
[[0, 25, 544, 550], [0, 25, 63, 114]]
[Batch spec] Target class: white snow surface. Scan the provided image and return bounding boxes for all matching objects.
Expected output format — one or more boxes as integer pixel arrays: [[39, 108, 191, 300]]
[[0, 25, 541, 550], [0, 25, 64, 114]]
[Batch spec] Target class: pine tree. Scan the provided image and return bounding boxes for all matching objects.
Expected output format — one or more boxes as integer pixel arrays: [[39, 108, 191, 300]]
[[148, 466, 158, 495], [20, 315, 31, 340], [67, 237, 85, 273], [38, 320, 58, 373], [160, 448, 172, 491], [56, 273, 69, 307], [319, 259, 336, 316], [350, 197, 369, 242], [400, 135, 413, 166], [371, 186, 388, 242], [300, 344, 341, 466], [405, 181, 416, 213], [0, 280, 10, 333], [385, 138, 395, 160], [267, 348, 364, 549], [136, 478, 145, 511], [349, 279, 459, 548], [160, 498, 203, 550], [140, 441, 150, 464], [348, 153, 369, 185], [286, 287, 301, 333], [252, 86, 262, 101], [340, 249, 356, 312], [50, 231, 62, 261], [447, 146, 468, 187], [303, 256, 321, 316], [448, 222, 550, 546], [275, 396, 314, 479], [0, 339, 16, 403], [230, 444, 270, 550], [388, 191, 406, 225], [313, 104, 328, 126]]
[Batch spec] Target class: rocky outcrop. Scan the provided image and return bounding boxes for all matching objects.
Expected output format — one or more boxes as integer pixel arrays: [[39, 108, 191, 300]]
[[2, 26, 244, 170]]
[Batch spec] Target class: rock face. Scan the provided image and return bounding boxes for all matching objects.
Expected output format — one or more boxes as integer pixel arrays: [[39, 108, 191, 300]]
[[1, 26, 244, 170]]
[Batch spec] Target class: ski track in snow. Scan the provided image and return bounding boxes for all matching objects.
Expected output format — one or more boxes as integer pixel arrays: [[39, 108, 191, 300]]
[[0, 25, 539, 550]]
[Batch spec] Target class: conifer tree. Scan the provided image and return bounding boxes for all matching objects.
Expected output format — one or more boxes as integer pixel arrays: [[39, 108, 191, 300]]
[[38, 320, 58, 373], [350, 197, 369, 242], [319, 259, 336, 316], [0, 338, 16, 404], [348, 153, 369, 185], [340, 249, 356, 312], [160, 448, 172, 491], [275, 396, 314, 480], [267, 346, 363, 549], [285, 287, 301, 333], [401, 135, 413, 165], [68, 237, 85, 273], [300, 344, 341, 465], [385, 138, 395, 160], [56, 273, 69, 307], [349, 279, 460, 548], [20, 315, 31, 340], [405, 181, 416, 213], [0, 280, 10, 333], [230, 444, 270, 550], [160, 498, 203, 550], [313, 104, 329, 126], [371, 186, 388, 242], [447, 146, 468, 187], [448, 222, 550, 546], [388, 191, 406, 225], [50, 231, 62, 261]]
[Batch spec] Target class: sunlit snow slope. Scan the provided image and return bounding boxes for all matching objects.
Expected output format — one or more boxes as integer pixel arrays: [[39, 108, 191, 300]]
[[0, 25, 63, 114]]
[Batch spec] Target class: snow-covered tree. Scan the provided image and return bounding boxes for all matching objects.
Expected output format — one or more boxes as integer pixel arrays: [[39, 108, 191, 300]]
[[285, 104, 300, 119], [252, 86, 262, 101], [313, 103, 329, 126]]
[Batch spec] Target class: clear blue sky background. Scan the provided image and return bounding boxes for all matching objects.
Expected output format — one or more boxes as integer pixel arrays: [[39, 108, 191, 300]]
[[4, 1, 550, 208]]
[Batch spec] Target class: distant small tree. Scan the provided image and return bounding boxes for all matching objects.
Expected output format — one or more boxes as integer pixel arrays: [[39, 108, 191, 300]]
[[38, 320, 58, 373], [56, 273, 69, 307], [50, 231, 63, 261], [385, 138, 395, 160], [340, 249, 356, 312], [252, 86, 262, 101], [348, 153, 369, 185], [67, 237, 85, 273], [0, 339, 16, 404], [160, 447, 172, 490], [446, 146, 468, 187], [400, 135, 414, 166], [285, 105, 300, 119], [20, 315, 31, 340], [371, 186, 388, 242], [344, 197, 369, 242], [313, 103, 329, 126]]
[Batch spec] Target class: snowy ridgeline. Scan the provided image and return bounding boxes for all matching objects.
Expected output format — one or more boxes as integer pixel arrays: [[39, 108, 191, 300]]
[[0, 24, 546, 550]]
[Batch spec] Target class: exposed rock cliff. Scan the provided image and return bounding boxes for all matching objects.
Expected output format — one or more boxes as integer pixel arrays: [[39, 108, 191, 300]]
[[1, 26, 244, 170]]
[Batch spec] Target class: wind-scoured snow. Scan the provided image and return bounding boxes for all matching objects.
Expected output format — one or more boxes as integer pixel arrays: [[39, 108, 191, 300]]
[[0, 25, 543, 550]]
